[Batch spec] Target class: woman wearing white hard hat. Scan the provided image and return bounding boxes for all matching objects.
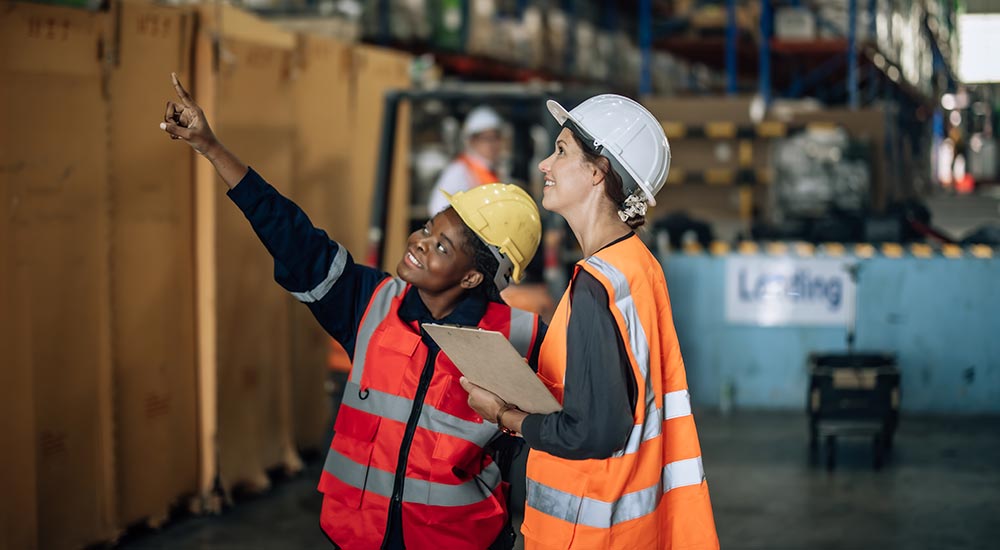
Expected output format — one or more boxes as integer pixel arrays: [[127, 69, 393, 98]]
[[427, 106, 506, 216], [463, 95, 720, 549]]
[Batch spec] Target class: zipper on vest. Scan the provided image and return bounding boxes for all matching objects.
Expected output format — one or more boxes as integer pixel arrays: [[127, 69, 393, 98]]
[[380, 337, 438, 549]]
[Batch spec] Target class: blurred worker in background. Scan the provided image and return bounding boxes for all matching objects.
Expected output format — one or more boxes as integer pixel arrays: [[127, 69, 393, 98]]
[[463, 94, 720, 549], [428, 106, 505, 216], [161, 73, 545, 550]]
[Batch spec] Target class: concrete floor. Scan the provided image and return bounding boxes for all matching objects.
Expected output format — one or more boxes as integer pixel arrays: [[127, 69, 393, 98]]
[[116, 411, 1000, 550]]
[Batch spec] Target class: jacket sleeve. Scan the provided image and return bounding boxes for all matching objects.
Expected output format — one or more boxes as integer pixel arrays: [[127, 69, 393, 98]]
[[226, 167, 389, 360], [520, 271, 636, 460]]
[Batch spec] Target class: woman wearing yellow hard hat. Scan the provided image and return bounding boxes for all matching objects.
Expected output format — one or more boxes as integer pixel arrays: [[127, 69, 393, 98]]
[[463, 94, 720, 550], [160, 73, 544, 550]]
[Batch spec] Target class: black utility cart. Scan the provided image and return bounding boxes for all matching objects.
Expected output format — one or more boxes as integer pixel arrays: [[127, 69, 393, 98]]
[[808, 352, 900, 471]]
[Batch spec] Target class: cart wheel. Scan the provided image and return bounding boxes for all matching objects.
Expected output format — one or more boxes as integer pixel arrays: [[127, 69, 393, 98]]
[[825, 435, 836, 472], [873, 435, 884, 470], [808, 422, 819, 464]]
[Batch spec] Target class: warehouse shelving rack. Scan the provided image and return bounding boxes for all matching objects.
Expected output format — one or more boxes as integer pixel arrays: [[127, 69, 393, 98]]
[[642, 0, 959, 108]]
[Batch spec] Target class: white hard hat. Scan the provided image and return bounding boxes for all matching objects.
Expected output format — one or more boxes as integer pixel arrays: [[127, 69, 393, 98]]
[[461, 106, 503, 139], [546, 94, 670, 206]]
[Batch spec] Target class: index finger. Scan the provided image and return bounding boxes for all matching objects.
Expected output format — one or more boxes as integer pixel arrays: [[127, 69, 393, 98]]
[[171, 72, 194, 107]]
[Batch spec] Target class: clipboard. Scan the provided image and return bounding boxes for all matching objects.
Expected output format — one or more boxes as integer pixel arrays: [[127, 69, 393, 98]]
[[423, 323, 562, 415]]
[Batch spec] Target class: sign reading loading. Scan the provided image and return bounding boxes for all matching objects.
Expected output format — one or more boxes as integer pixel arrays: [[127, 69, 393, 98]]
[[725, 258, 856, 327]]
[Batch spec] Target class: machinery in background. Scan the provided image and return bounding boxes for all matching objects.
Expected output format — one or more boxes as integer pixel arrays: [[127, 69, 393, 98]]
[[755, 126, 873, 243]]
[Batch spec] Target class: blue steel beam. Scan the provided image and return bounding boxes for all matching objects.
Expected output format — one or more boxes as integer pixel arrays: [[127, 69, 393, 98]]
[[759, 0, 773, 106], [640, 0, 652, 95], [848, 0, 859, 109], [726, 0, 738, 94]]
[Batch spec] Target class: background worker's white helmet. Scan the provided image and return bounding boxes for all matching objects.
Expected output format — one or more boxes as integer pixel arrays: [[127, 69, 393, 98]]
[[444, 183, 541, 291], [546, 94, 670, 206], [461, 106, 504, 139]]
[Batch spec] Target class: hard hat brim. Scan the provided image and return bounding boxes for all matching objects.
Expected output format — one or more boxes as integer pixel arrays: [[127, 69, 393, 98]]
[[546, 100, 572, 126]]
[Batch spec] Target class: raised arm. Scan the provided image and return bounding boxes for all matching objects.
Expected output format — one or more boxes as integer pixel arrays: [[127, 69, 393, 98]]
[[159, 73, 388, 358]]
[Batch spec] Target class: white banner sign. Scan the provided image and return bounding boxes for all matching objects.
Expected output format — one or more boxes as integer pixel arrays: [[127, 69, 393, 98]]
[[725, 257, 856, 326]]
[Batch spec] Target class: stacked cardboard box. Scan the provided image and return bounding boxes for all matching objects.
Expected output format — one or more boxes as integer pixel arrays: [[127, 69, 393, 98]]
[[192, 3, 302, 495], [1, 1, 416, 545], [287, 34, 354, 451], [0, 3, 117, 548], [108, 0, 200, 528]]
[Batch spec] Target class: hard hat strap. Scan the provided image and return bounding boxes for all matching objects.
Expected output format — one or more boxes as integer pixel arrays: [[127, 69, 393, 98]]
[[486, 244, 514, 292]]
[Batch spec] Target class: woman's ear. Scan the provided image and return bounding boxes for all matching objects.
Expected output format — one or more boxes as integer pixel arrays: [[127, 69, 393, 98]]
[[591, 157, 609, 186], [461, 270, 484, 290]]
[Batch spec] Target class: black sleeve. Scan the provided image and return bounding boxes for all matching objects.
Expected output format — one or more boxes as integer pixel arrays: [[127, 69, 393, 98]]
[[520, 271, 637, 460], [527, 317, 547, 372], [226, 167, 389, 359]]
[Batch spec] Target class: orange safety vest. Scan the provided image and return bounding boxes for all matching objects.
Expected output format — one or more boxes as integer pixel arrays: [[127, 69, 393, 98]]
[[522, 235, 719, 550], [318, 277, 540, 550], [458, 153, 499, 187]]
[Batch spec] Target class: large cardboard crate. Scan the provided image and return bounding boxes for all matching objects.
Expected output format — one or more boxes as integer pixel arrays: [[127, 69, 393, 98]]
[[0, 3, 118, 548], [286, 34, 354, 452], [193, 4, 301, 496], [0, 99, 39, 549], [348, 45, 411, 272], [107, 0, 200, 526], [0, 189, 38, 550]]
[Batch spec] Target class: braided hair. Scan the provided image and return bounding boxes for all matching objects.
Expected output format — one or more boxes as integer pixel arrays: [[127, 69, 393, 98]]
[[455, 214, 506, 304]]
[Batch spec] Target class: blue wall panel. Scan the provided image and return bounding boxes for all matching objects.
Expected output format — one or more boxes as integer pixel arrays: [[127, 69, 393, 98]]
[[663, 254, 1000, 414]]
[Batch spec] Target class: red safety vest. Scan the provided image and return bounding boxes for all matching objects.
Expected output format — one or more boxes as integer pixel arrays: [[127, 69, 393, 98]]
[[318, 277, 540, 550], [522, 235, 718, 550]]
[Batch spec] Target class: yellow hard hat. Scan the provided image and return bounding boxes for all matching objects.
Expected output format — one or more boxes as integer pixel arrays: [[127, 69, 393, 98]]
[[444, 183, 541, 291]]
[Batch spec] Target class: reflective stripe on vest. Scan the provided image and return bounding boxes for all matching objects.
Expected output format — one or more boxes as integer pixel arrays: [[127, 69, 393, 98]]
[[526, 456, 705, 529], [290, 245, 349, 303], [585, 255, 698, 458], [342, 380, 497, 447], [584, 255, 660, 458], [324, 448, 502, 507], [350, 277, 407, 384]]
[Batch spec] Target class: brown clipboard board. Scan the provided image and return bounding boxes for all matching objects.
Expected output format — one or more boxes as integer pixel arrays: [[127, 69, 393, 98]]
[[423, 323, 562, 415]]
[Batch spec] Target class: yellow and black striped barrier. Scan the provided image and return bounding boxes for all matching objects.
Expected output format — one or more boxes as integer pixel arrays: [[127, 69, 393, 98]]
[[671, 241, 997, 259], [665, 168, 772, 186], [660, 121, 840, 141]]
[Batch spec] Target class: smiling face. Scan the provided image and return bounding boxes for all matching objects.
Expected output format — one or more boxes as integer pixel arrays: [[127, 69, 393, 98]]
[[396, 207, 483, 296], [538, 127, 602, 215]]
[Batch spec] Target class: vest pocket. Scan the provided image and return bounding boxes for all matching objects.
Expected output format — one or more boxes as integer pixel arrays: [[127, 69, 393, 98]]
[[522, 462, 590, 549], [333, 408, 381, 443], [431, 376, 492, 476], [329, 412, 382, 509]]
